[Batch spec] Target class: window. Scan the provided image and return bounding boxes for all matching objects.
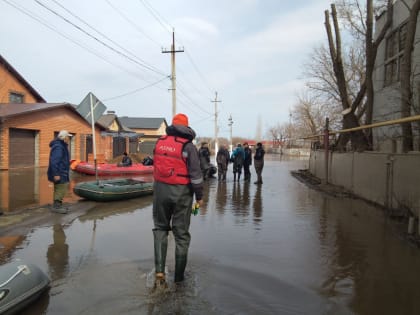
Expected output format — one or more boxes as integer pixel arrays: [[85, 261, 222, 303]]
[[9, 92, 24, 103], [384, 22, 407, 86]]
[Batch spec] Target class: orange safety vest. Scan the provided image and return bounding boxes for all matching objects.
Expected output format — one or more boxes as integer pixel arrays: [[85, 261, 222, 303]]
[[153, 135, 191, 185]]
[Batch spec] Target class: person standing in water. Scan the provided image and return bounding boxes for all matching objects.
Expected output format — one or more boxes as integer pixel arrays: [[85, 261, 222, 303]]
[[47, 130, 72, 214], [253, 142, 265, 184], [152, 113, 204, 288]]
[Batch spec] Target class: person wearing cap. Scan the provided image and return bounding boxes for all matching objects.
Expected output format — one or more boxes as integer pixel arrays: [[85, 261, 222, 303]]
[[47, 130, 73, 213], [152, 113, 204, 288], [243, 142, 252, 182]]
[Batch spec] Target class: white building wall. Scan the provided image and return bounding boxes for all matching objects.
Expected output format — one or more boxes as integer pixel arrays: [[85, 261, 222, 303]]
[[373, 0, 420, 152]]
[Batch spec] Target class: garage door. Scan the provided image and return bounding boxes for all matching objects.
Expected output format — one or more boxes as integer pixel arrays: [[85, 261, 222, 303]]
[[9, 128, 36, 168]]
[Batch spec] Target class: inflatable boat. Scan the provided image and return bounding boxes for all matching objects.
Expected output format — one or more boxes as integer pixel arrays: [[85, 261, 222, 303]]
[[0, 260, 50, 314], [73, 178, 154, 202], [71, 160, 153, 176]]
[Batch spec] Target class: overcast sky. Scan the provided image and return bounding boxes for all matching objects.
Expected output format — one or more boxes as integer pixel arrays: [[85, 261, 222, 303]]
[[1, 0, 332, 139]]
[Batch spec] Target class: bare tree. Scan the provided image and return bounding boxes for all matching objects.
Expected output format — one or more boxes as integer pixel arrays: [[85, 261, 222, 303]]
[[291, 91, 341, 137], [324, 0, 393, 151]]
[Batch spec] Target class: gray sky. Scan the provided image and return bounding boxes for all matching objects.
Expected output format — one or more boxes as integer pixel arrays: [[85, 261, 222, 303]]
[[1, 0, 332, 139]]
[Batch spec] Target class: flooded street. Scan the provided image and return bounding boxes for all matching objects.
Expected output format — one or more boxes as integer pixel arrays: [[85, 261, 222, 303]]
[[3, 156, 420, 314]]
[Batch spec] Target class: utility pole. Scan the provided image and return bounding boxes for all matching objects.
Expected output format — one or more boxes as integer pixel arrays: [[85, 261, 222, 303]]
[[228, 114, 233, 152], [211, 92, 221, 156], [162, 29, 184, 118]]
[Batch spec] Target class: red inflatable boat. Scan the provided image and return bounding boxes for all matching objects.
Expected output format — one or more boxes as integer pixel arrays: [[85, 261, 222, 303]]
[[71, 160, 154, 176]]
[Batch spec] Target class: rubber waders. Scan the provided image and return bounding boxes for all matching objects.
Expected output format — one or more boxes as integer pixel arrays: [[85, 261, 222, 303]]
[[153, 229, 168, 275], [174, 255, 188, 283]]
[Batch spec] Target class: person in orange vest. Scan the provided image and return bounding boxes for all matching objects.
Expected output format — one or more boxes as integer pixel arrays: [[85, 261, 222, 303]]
[[152, 113, 204, 288]]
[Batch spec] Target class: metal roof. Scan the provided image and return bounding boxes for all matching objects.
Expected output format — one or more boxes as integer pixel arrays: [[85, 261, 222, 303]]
[[0, 103, 105, 130], [119, 117, 167, 129], [0, 103, 75, 119], [96, 113, 117, 129]]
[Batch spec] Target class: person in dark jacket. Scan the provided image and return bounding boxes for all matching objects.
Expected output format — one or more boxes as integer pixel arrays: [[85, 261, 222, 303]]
[[47, 130, 72, 213], [152, 113, 204, 289], [231, 143, 245, 182], [243, 142, 252, 182], [198, 142, 211, 180], [216, 144, 230, 181], [117, 152, 132, 167], [254, 142, 265, 184]]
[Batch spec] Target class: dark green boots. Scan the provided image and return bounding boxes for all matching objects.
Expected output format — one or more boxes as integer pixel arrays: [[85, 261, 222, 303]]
[[153, 229, 168, 289], [174, 255, 187, 283], [153, 229, 190, 285]]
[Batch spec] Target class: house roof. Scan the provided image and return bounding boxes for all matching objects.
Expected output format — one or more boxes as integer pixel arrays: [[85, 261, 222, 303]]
[[0, 103, 75, 119], [97, 113, 136, 132], [0, 103, 105, 130], [96, 113, 116, 129], [119, 117, 167, 129], [0, 54, 46, 103]]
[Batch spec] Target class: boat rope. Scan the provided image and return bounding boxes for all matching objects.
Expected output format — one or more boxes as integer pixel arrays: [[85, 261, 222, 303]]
[[0, 265, 28, 287]]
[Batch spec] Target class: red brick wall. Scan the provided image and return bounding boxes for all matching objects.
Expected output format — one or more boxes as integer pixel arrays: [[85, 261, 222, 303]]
[[0, 65, 39, 103], [0, 107, 112, 170]]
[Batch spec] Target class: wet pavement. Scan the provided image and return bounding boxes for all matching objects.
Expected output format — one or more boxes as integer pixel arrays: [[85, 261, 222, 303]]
[[1, 156, 420, 314]]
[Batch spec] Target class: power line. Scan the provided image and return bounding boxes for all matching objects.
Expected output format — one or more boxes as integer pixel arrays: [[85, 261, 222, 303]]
[[190, 114, 214, 125], [49, 0, 164, 75], [105, 0, 162, 48], [34, 0, 166, 76], [177, 83, 212, 115], [2, 0, 168, 92], [103, 76, 169, 102], [184, 51, 214, 95], [138, 0, 216, 97], [139, 0, 172, 33]]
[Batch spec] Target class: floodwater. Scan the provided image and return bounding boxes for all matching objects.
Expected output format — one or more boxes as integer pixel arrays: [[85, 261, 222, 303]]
[[2, 156, 420, 314]]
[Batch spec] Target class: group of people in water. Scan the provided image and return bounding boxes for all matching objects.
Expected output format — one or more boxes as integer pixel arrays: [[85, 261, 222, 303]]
[[200, 141, 265, 184]]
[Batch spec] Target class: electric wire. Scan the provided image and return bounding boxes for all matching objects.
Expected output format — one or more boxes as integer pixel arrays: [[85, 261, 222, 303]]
[[103, 76, 169, 102], [138, 0, 216, 106], [138, 0, 172, 33], [184, 51, 214, 95], [105, 0, 162, 48], [177, 83, 212, 115], [2, 0, 169, 96], [49, 0, 164, 75], [6, 0, 220, 125], [1, 0, 134, 78], [34, 0, 166, 76]]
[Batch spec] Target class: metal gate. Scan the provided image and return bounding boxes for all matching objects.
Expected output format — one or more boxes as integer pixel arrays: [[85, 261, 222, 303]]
[[9, 128, 36, 168]]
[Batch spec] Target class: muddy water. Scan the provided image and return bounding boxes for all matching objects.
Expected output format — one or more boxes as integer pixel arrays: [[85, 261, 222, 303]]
[[4, 156, 420, 314]]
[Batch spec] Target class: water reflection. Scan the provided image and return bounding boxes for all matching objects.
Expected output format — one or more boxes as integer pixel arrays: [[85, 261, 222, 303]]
[[46, 224, 69, 280], [0, 167, 153, 213], [252, 184, 263, 227], [0, 235, 25, 261], [5, 158, 420, 315]]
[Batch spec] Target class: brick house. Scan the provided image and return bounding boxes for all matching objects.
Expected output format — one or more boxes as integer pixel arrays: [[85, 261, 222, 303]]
[[97, 111, 142, 157], [0, 54, 113, 170], [0, 103, 110, 170], [0, 54, 45, 103]]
